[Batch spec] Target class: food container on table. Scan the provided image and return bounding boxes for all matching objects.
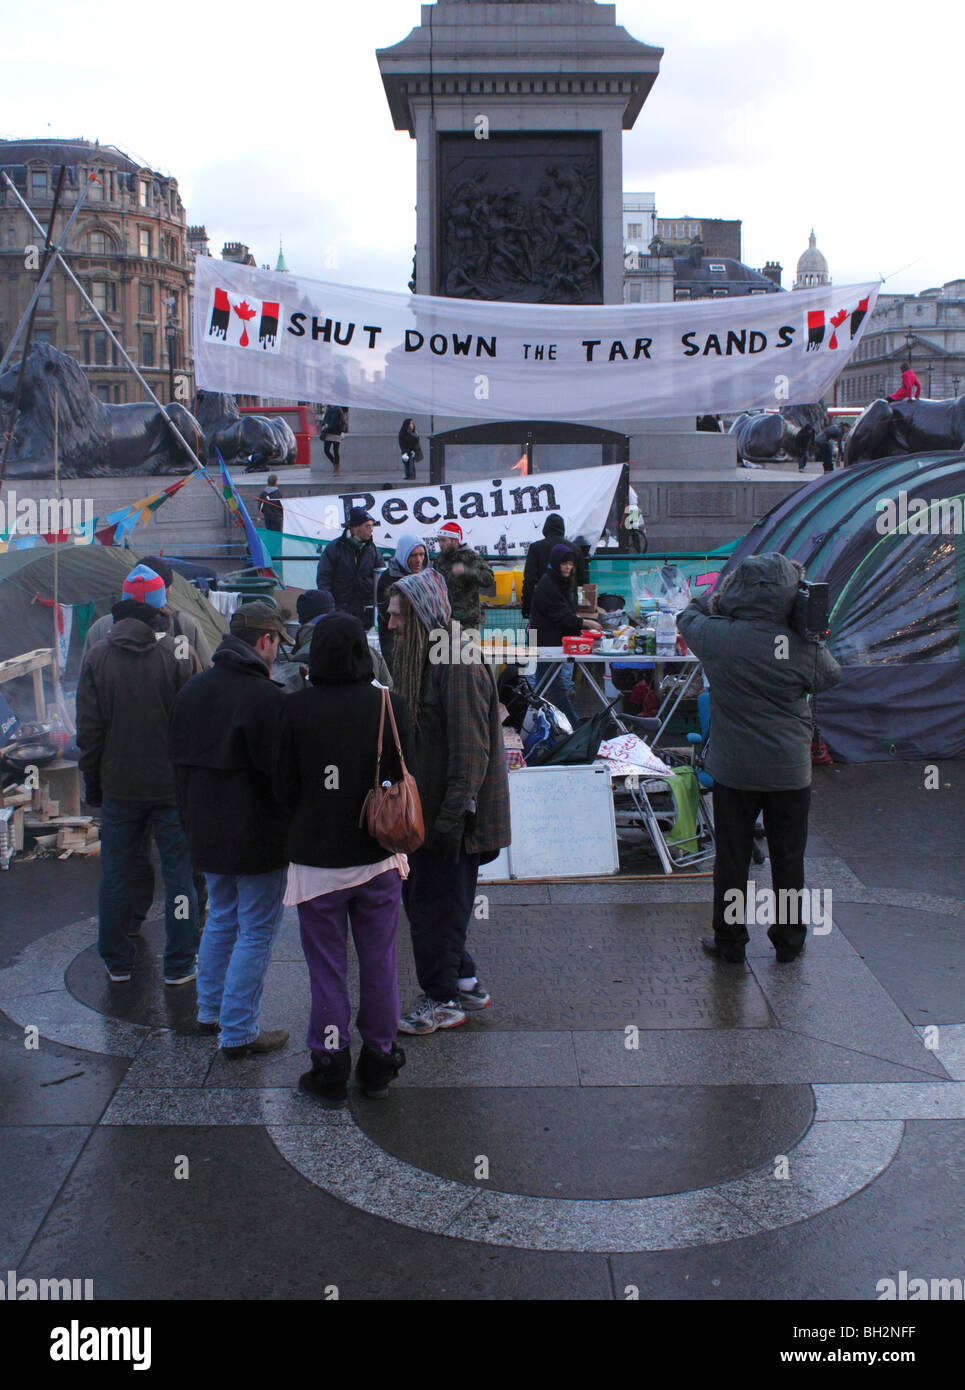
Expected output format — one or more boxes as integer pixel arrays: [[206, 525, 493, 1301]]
[[562, 634, 594, 656]]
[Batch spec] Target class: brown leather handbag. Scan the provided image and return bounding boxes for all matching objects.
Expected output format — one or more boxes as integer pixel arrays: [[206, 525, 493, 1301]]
[[359, 688, 425, 854]]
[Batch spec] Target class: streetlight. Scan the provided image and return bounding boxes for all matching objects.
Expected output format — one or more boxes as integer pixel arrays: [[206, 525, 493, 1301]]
[[926, 360, 933, 397], [904, 328, 914, 365], [954, 375, 961, 400], [163, 295, 177, 404]]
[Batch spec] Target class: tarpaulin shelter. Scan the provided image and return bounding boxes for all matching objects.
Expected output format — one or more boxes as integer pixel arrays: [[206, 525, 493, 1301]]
[[0, 546, 227, 713], [720, 452, 965, 761]]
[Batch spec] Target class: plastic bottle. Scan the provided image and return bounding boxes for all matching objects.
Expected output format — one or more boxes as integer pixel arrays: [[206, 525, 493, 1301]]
[[655, 608, 677, 659]]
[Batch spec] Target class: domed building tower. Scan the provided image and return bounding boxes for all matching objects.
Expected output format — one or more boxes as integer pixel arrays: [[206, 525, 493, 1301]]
[[793, 229, 831, 290]]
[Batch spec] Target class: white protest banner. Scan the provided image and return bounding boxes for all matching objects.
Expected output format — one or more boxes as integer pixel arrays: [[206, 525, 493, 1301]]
[[281, 465, 624, 560], [195, 255, 879, 421]]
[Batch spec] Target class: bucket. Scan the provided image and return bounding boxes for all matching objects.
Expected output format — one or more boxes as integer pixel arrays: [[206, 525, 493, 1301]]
[[489, 568, 516, 606]]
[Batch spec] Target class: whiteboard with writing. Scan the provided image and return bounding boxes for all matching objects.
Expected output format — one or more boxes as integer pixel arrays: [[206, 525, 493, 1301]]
[[481, 764, 618, 880]]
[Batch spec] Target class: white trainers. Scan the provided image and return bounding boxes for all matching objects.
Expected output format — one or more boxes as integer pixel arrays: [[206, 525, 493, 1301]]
[[397, 994, 467, 1035]]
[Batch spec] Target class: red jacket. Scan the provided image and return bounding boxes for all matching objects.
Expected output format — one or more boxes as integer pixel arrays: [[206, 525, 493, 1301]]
[[892, 368, 922, 400]]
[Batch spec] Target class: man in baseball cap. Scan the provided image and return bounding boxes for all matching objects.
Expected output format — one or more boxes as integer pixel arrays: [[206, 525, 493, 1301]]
[[433, 523, 494, 628]]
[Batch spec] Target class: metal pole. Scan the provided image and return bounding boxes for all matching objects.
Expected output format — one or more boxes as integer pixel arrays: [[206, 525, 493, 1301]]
[[0, 169, 95, 376]]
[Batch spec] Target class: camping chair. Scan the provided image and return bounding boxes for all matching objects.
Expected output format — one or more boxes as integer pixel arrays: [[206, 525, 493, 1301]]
[[530, 698, 715, 873], [611, 734, 717, 873], [686, 689, 765, 866]]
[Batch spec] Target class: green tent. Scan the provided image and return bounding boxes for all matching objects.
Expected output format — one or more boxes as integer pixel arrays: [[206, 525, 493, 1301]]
[[0, 546, 227, 716]]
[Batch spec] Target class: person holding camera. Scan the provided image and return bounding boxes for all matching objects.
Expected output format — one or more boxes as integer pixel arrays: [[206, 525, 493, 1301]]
[[677, 553, 841, 965]]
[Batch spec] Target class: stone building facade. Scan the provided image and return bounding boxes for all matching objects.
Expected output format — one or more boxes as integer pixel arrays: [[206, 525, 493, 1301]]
[[0, 138, 192, 404], [835, 280, 965, 405]]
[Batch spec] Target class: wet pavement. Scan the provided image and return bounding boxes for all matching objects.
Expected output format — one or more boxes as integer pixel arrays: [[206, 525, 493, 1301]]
[[1, 760, 963, 1307]]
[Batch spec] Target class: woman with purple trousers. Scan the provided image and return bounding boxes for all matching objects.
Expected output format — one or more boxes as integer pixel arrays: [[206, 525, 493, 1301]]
[[274, 614, 414, 1103]]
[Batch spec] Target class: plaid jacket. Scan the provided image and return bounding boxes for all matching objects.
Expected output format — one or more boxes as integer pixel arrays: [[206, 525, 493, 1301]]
[[413, 642, 511, 857]]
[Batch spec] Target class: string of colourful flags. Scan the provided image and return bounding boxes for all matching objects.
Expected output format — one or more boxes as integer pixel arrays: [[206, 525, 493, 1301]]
[[0, 462, 278, 576], [0, 476, 191, 552]]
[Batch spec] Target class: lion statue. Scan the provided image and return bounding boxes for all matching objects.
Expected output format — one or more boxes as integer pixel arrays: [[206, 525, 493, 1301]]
[[844, 395, 965, 465], [0, 343, 205, 478], [194, 391, 297, 472]]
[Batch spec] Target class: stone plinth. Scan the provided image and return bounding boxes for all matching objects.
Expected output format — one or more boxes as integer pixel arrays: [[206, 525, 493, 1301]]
[[377, 1, 662, 303]]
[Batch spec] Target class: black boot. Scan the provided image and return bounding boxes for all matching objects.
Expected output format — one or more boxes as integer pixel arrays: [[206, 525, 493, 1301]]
[[299, 1047, 351, 1105], [355, 1043, 406, 1099]]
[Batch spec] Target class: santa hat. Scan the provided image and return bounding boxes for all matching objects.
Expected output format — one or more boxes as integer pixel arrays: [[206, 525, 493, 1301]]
[[122, 564, 166, 609], [437, 521, 463, 543]]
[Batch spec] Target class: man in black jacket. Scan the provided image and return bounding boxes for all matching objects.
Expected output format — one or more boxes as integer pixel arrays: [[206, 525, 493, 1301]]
[[315, 507, 380, 629], [76, 582, 199, 986], [170, 601, 292, 1057]]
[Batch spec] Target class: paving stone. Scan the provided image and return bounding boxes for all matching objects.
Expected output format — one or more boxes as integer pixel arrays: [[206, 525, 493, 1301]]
[[353, 1084, 814, 1198], [609, 1121, 965, 1299], [573, 1029, 945, 1086], [66, 926, 203, 1033], [442, 1186, 764, 1254], [0, 917, 95, 1000], [837, 853, 965, 900], [829, 903, 965, 1024], [399, 907, 776, 1031], [101, 1086, 354, 1126], [813, 1082, 965, 1121], [916, 1023, 965, 1080], [717, 1120, 904, 1226], [122, 1030, 218, 1090], [17, 1126, 611, 1299], [0, 989, 146, 1058], [0, 858, 100, 968], [0, 1125, 92, 1267], [751, 956, 946, 1076], [0, 1033, 128, 1124]]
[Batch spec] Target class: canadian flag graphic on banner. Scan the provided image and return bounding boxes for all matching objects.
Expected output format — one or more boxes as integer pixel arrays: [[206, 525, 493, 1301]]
[[806, 294, 872, 353], [206, 286, 282, 352]]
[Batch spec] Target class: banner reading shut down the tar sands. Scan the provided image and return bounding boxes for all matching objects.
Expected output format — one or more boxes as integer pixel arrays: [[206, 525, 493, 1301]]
[[195, 255, 879, 421]]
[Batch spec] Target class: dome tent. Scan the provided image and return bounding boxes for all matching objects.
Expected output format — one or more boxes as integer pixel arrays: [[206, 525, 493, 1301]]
[[719, 452, 965, 761]]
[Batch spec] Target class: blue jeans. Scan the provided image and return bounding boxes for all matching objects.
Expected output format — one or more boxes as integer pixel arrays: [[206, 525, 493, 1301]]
[[98, 799, 199, 978], [197, 870, 286, 1047]]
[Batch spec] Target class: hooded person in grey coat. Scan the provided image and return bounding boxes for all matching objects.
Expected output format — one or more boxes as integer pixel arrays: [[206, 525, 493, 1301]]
[[677, 553, 841, 965]]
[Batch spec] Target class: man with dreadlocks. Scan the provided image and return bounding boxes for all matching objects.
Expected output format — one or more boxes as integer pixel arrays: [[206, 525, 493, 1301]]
[[387, 568, 510, 1034]]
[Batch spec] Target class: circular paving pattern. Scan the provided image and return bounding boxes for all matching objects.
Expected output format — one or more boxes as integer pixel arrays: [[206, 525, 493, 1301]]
[[4, 911, 964, 1253]]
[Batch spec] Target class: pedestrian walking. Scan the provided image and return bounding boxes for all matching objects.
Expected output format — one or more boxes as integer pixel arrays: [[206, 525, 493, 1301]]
[[432, 521, 494, 629], [170, 600, 293, 1057], [315, 507, 380, 629], [398, 418, 423, 481], [76, 565, 199, 986], [677, 554, 841, 965], [319, 404, 348, 471], [274, 614, 414, 1102], [387, 568, 511, 1034], [377, 532, 428, 672]]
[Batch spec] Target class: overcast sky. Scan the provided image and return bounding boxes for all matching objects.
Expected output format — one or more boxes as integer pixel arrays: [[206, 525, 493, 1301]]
[[4, 0, 957, 297]]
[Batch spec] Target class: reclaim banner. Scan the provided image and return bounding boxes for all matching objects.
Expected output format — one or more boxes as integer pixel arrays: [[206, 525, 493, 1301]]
[[194, 255, 879, 421], [280, 464, 624, 557]]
